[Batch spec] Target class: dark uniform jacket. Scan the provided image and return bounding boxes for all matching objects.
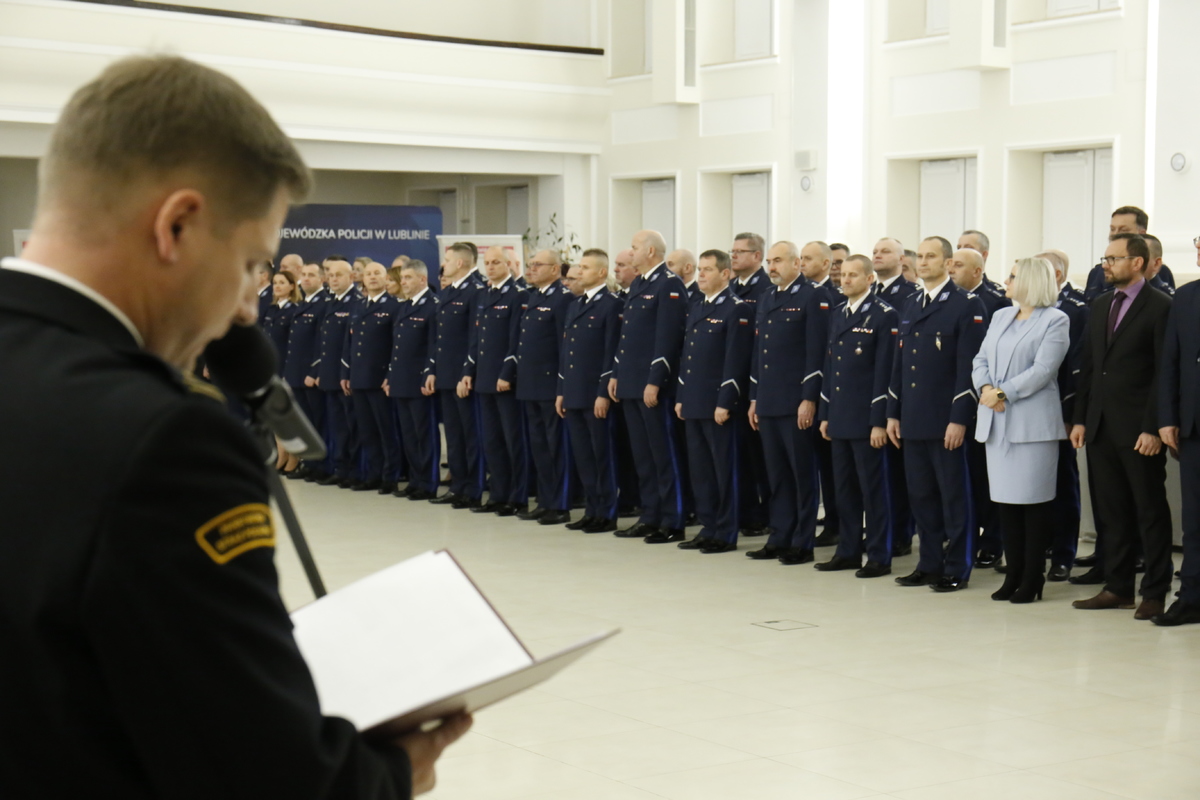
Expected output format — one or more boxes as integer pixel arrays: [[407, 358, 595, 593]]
[[731, 267, 772, 311], [613, 263, 688, 400], [874, 275, 920, 308], [683, 280, 702, 310], [749, 278, 832, 417], [1056, 288, 1089, 424], [968, 280, 1012, 323], [0, 268, 411, 799], [1160, 280, 1200, 437], [343, 292, 399, 390], [466, 278, 527, 393], [284, 288, 330, 388], [515, 283, 573, 402], [257, 283, 274, 322], [431, 276, 480, 389], [676, 287, 754, 418], [887, 283, 987, 439], [819, 297, 899, 438], [262, 299, 298, 376], [311, 287, 363, 388], [558, 287, 623, 410], [387, 290, 437, 399], [1084, 262, 1176, 302]]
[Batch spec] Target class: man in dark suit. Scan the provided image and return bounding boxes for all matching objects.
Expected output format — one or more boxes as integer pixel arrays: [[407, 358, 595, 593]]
[[674, 250, 754, 554], [887, 236, 987, 593], [1156, 236, 1200, 626], [385, 260, 440, 501], [1070, 233, 1174, 620], [610, 229, 689, 544]]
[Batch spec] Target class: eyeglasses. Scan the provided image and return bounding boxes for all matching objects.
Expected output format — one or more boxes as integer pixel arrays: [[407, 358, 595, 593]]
[[1099, 256, 1132, 267], [730, 249, 757, 256], [528, 261, 555, 268]]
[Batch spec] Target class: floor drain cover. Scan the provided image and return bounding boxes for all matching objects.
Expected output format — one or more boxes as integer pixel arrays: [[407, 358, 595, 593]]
[[753, 620, 816, 631]]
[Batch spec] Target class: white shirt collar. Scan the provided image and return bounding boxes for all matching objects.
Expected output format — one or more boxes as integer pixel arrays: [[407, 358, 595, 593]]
[[1, 257, 144, 346], [964, 280, 983, 294], [334, 287, 353, 301], [409, 287, 429, 304], [684, 278, 696, 291], [583, 284, 605, 302], [644, 262, 665, 281], [879, 273, 902, 291], [923, 277, 952, 303], [365, 290, 387, 303], [845, 293, 870, 315], [306, 286, 325, 302], [777, 276, 800, 293], [704, 287, 725, 303], [490, 276, 512, 290], [451, 271, 474, 290], [735, 269, 759, 286], [811, 275, 830, 287]]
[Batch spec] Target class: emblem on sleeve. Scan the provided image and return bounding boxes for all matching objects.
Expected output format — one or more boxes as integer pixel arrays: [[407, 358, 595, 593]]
[[195, 503, 275, 564]]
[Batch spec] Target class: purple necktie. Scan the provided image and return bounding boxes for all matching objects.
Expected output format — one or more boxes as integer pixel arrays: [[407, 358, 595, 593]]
[[1107, 291, 1126, 344]]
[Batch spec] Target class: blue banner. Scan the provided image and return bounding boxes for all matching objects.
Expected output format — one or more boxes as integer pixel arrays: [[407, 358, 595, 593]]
[[277, 204, 443, 270]]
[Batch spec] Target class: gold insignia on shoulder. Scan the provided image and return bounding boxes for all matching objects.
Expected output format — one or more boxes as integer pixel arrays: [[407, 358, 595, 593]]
[[183, 373, 226, 404], [195, 503, 274, 564]]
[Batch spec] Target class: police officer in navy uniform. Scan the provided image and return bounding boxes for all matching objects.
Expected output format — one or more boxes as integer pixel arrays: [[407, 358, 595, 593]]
[[872, 237, 921, 556], [815, 254, 899, 578], [284, 262, 332, 480], [385, 260, 441, 502], [557, 250, 624, 533], [462, 245, 529, 516], [254, 259, 274, 321], [887, 236, 988, 593], [799, 241, 842, 549], [667, 248, 702, 309], [429, 243, 485, 509], [610, 230, 689, 544], [609, 248, 643, 516], [342, 261, 403, 494], [261, 270, 299, 370], [515, 249, 574, 525], [1083, 207, 1175, 302], [0, 53, 468, 800], [311, 258, 364, 487], [674, 250, 754, 554], [729, 232, 773, 538], [747, 240, 832, 565]]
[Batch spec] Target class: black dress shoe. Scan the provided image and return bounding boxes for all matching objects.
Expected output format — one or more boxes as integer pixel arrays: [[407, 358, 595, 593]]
[[452, 496, 483, 510], [284, 469, 306, 480], [407, 489, 435, 501], [1047, 564, 1071, 582], [1152, 599, 1200, 626], [615, 522, 657, 538], [738, 524, 768, 537], [617, 506, 641, 519], [892, 542, 912, 557], [815, 555, 861, 572], [746, 545, 784, 560], [1074, 553, 1098, 568], [701, 541, 738, 554], [339, 478, 361, 490], [496, 504, 524, 517], [565, 517, 595, 531], [975, 551, 1002, 569], [356, 479, 382, 492], [303, 467, 324, 483], [816, 516, 827, 526], [315, 473, 341, 486], [582, 518, 617, 534], [778, 548, 813, 565], [856, 561, 892, 578], [429, 492, 458, 505], [538, 510, 571, 525], [931, 576, 969, 593], [1068, 566, 1105, 585], [684, 513, 700, 527], [1134, 558, 1145, 573], [517, 507, 548, 521], [895, 570, 940, 587], [378, 481, 397, 495], [645, 528, 684, 543], [677, 537, 713, 550], [813, 530, 839, 547], [471, 501, 506, 513]]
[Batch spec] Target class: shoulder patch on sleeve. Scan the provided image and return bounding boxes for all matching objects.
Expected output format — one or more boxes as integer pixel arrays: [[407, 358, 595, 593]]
[[195, 503, 274, 564], [182, 373, 226, 404]]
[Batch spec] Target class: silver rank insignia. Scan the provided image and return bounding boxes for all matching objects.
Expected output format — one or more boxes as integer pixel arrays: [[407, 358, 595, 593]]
[[935, 335, 942, 351], [854, 347, 862, 355]]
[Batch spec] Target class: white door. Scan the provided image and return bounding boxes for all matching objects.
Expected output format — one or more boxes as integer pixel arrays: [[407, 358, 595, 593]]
[[731, 172, 771, 246], [505, 186, 529, 237], [641, 179, 676, 251], [1042, 147, 1113, 270], [439, 190, 458, 236], [919, 157, 976, 242]]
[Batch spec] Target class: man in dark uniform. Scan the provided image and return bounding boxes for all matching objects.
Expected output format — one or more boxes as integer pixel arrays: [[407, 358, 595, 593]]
[[428, 243, 485, 509], [515, 249, 574, 525], [667, 247, 702, 308], [342, 261, 402, 494], [312, 259, 364, 488], [610, 230, 689, 544], [674, 250, 754, 554], [462, 246, 529, 516], [0, 54, 467, 800], [957, 229, 1006, 296], [746, 241, 832, 565], [609, 246, 643, 517], [887, 236, 987, 593], [815, 255, 899, 578], [286, 261, 330, 480], [254, 259, 274, 320], [1083, 207, 1176, 302], [800, 241, 842, 549], [385, 261, 440, 501], [557, 250, 624, 533]]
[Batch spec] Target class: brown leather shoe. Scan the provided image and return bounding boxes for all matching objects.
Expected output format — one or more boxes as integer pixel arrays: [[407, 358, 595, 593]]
[[1134, 598, 1166, 620], [1072, 590, 1136, 610]]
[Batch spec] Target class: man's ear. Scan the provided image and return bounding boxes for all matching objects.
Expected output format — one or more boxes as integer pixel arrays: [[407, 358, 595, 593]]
[[153, 189, 205, 265]]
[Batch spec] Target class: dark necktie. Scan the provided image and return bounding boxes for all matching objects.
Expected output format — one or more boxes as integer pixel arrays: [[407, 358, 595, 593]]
[[1107, 291, 1127, 344], [922, 293, 931, 309]]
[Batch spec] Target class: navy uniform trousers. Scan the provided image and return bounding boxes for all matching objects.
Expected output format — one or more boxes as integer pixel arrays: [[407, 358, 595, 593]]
[[760, 417, 820, 551], [479, 391, 528, 505], [906, 440, 975, 580], [565, 409, 619, 521], [626, 399, 686, 530], [440, 389, 485, 501], [832, 439, 894, 565], [526, 400, 570, 512], [1050, 440, 1082, 568], [687, 419, 740, 544], [321, 389, 356, 479], [352, 389, 404, 483], [393, 396, 440, 493], [614, 404, 641, 512]]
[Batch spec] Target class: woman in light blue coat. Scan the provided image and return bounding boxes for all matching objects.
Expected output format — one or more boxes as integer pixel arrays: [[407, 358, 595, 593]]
[[972, 257, 1070, 603]]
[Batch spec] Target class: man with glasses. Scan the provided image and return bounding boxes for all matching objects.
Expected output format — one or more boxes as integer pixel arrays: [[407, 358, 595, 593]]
[[729, 232, 772, 538], [829, 243, 850, 289]]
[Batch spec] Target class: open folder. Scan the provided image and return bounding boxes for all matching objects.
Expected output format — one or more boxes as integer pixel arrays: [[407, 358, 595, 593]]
[[291, 550, 618, 737]]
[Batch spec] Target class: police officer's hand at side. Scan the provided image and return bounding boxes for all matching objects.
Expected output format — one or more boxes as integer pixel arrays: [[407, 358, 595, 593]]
[[608, 377, 619, 403], [394, 713, 473, 795], [340, 378, 352, 396], [381, 378, 390, 397], [457, 376, 473, 398], [796, 399, 815, 430], [643, 383, 659, 407], [674, 402, 684, 420], [305, 375, 318, 388], [422, 374, 436, 396], [886, 417, 902, 448], [497, 379, 512, 392], [555, 395, 566, 418], [714, 407, 730, 425], [944, 423, 966, 451], [749, 400, 759, 431], [819, 420, 831, 441], [595, 396, 610, 419], [870, 426, 887, 449]]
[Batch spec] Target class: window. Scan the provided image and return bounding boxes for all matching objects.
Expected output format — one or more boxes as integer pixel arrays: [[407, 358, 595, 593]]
[[438, 190, 458, 236], [925, 0, 950, 35], [641, 179, 676, 251], [610, 0, 650, 77], [731, 173, 770, 246], [1041, 148, 1113, 270], [919, 158, 977, 242], [734, 0, 773, 60], [505, 186, 529, 237]]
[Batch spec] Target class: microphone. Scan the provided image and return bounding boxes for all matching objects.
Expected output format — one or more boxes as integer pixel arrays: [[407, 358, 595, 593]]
[[204, 324, 327, 460]]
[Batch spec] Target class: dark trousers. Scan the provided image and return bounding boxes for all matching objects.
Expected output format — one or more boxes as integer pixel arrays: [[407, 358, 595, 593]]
[[996, 501, 1054, 586], [759, 416, 819, 551], [295, 385, 328, 475], [686, 417, 739, 544], [526, 400, 570, 512], [886, 440, 916, 548], [479, 391, 528, 505], [323, 390, 354, 479], [1050, 440, 1082, 568], [1089, 428, 1174, 600], [1179, 435, 1200, 604], [440, 389, 484, 500], [352, 389, 402, 483], [613, 402, 641, 512], [565, 407, 618, 520], [736, 415, 770, 527], [815, 434, 839, 533], [968, 437, 1001, 556], [623, 398, 685, 529], [394, 396, 441, 492], [904, 439, 975, 581], [831, 437, 893, 565]]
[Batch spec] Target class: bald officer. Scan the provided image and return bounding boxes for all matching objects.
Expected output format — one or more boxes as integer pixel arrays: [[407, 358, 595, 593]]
[[311, 259, 363, 487], [800, 241, 841, 548], [385, 260, 440, 501]]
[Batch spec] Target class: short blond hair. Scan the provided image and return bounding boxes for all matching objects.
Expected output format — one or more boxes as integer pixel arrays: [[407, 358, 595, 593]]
[[1012, 257, 1058, 308]]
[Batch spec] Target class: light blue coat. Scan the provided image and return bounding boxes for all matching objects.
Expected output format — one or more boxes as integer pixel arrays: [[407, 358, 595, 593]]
[[971, 306, 1070, 444]]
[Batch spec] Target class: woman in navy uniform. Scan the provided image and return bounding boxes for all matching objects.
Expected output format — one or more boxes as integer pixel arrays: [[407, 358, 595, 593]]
[[262, 269, 302, 474]]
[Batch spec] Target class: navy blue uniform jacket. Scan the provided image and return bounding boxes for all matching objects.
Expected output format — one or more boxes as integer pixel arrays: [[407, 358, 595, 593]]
[[516, 283, 573, 402], [387, 291, 437, 399], [614, 263, 688, 399], [749, 279, 833, 417], [282, 289, 329, 387], [731, 268, 772, 311], [819, 298, 899, 438], [431, 278, 480, 388], [343, 293, 399, 390], [677, 287, 754, 418], [466, 278, 527, 392], [261, 300, 297, 376], [887, 285, 987, 438], [558, 288, 623, 409], [1160, 279, 1200, 436], [1055, 289, 1089, 423], [311, 288, 363, 387]]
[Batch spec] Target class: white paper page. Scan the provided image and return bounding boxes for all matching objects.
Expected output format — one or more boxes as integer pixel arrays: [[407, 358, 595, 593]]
[[292, 551, 534, 730]]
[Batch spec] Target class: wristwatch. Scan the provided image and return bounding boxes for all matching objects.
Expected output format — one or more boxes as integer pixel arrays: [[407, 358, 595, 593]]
[[995, 388, 1007, 402]]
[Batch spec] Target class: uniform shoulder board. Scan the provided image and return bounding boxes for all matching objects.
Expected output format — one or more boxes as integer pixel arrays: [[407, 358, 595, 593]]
[[1068, 296, 1086, 307], [875, 298, 895, 312], [182, 372, 226, 404], [964, 291, 977, 299]]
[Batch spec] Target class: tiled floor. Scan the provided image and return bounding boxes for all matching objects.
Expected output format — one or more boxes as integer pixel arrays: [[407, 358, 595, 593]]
[[273, 481, 1200, 799]]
